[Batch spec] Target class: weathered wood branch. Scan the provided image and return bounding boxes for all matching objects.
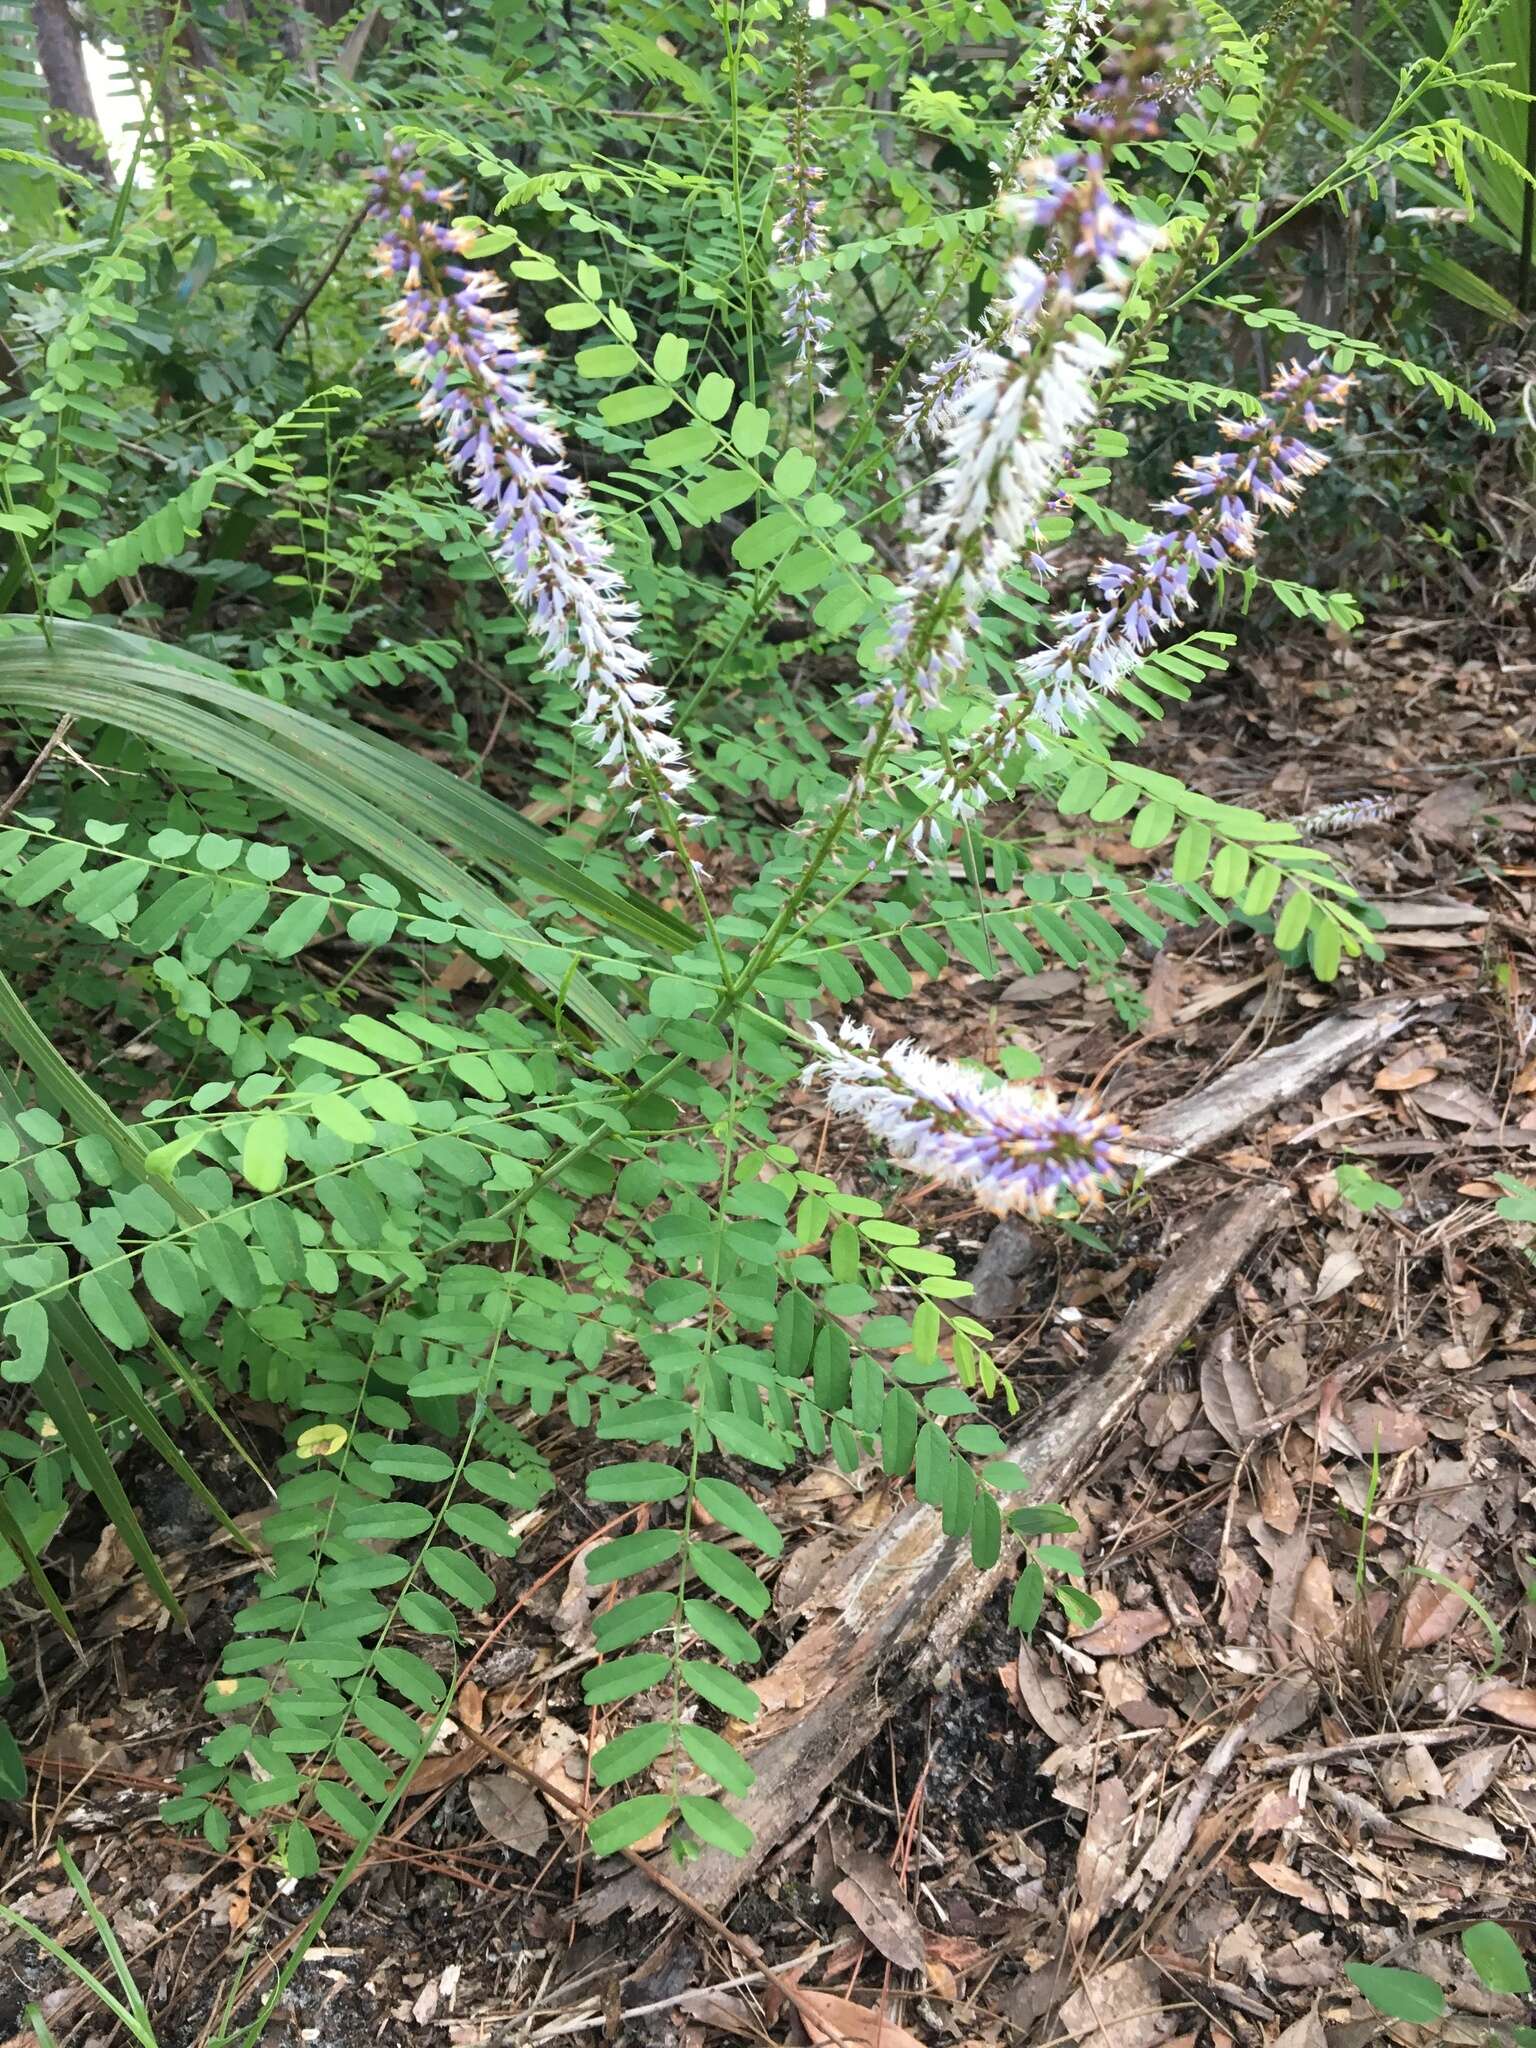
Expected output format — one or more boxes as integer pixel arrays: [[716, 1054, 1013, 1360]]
[[580, 996, 1415, 1925]]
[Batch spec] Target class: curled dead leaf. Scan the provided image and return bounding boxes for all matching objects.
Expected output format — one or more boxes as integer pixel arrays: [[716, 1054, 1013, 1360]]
[[1058, 1956, 1176, 2048], [788, 1982, 927, 2048], [1249, 1859, 1329, 1914], [830, 1852, 926, 1973], [1070, 1775, 1132, 1940], [1288, 1555, 1339, 1652], [1397, 1802, 1505, 1861], [1474, 1684, 1536, 1731], [1400, 1569, 1476, 1651], [1074, 1608, 1171, 1658], [1374, 1060, 1439, 1092], [467, 1772, 551, 1858]]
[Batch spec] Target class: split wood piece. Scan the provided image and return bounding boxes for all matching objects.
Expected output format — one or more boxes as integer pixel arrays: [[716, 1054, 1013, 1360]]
[[580, 1180, 1291, 1925], [1120, 993, 1415, 1178], [954, 994, 1416, 1325]]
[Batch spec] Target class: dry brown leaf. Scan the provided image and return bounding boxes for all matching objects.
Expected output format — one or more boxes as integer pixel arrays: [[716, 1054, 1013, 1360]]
[[1248, 1789, 1301, 1838], [1397, 1804, 1505, 1861], [434, 951, 490, 991], [1257, 1452, 1301, 1536], [1415, 1081, 1498, 1128], [1401, 1569, 1476, 1650], [1475, 1685, 1536, 1730], [515, 1715, 587, 1791], [1380, 1745, 1444, 1809], [1410, 779, 1489, 843], [775, 1532, 845, 1617], [1058, 1956, 1175, 2048], [831, 1852, 926, 1972], [1070, 1775, 1132, 1940], [789, 1983, 927, 2048], [1374, 1060, 1439, 1092], [1289, 1555, 1339, 1652], [1249, 1859, 1329, 1913], [925, 1936, 988, 1981], [1003, 968, 1080, 1003], [1313, 1241, 1364, 1303], [1270, 2008, 1328, 2048], [553, 1546, 597, 1654], [1075, 1608, 1171, 1658], [467, 1772, 551, 1857], [1200, 1332, 1266, 1449], [1439, 1743, 1508, 1811], [1012, 1640, 1082, 1744], [1344, 1401, 1430, 1455]]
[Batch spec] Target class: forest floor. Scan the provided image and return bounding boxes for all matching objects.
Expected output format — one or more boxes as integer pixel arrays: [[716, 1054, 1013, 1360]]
[[2, 616, 1534, 2048]]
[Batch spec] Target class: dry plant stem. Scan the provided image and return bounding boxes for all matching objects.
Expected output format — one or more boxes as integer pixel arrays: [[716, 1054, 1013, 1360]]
[[1249, 1725, 1482, 1773], [0, 713, 75, 824], [274, 204, 369, 351]]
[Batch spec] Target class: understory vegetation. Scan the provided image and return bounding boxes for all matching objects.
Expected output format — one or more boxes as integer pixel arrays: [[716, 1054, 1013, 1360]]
[[0, 0, 1532, 2036]]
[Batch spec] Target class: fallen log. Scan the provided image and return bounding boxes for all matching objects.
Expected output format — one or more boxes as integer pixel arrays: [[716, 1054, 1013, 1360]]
[[580, 997, 1415, 1924]]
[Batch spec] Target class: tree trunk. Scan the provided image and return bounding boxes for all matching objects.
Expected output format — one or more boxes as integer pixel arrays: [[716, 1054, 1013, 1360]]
[[28, 0, 114, 186]]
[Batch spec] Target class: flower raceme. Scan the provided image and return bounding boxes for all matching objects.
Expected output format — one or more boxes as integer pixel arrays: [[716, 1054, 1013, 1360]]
[[866, 12, 1180, 766], [895, 0, 1112, 455], [866, 159, 1158, 749], [366, 153, 695, 826], [927, 358, 1354, 820], [1025, 357, 1354, 733], [775, 15, 833, 396], [808, 1020, 1124, 1219]]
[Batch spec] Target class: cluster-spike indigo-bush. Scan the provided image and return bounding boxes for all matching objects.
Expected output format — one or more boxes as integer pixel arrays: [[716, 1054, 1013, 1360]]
[[928, 358, 1354, 820], [865, 160, 1157, 749], [895, 0, 1111, 454], [865, 20, 1177, 766], [808, 1020, 1124, 1218], [775, 19, 833, 396], [366, 152, 696, 830], [1294, 792, 1405, 837], [1022, 358, 1353, 729]]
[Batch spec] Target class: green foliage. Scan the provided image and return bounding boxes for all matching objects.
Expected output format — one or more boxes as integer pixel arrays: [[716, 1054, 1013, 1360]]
[[1348, 1922, 1534, 2042], [0, 0, 1484, 1893], [1336, 1162, 1404, 1214]]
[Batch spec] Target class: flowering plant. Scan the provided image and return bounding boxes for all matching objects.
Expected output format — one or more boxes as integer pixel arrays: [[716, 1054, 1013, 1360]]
[[0, 0, 1493, 1908]]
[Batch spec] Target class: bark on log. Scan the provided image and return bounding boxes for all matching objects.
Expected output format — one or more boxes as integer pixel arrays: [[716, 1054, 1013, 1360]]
[[579, 996, 1416, 1925], [585, 1183, 1291, 1923]]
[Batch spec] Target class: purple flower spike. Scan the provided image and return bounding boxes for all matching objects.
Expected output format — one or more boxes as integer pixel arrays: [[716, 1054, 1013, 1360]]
[[775, 16, 834, 395], [927, 359, 1353, 823], [808, 1019, 1124, 1219], [367, 155, 695, 824]]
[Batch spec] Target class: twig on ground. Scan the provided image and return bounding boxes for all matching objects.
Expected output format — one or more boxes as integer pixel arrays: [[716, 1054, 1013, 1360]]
[[1250, 1725, 1482, 1773]]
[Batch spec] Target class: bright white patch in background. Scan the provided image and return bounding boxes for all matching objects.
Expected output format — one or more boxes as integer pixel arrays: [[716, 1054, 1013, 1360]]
[[80, 40, 139, 179]]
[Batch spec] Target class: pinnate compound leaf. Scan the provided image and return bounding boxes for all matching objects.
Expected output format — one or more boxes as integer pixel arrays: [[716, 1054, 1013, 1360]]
[[678, 1792, 752, 1856]]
